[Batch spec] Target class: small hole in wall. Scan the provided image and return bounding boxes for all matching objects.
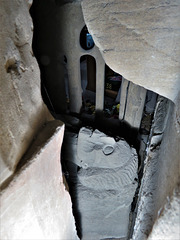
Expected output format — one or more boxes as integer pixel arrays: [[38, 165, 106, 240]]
[[5, 58, 20, 74], [80, 25, 95, 50]]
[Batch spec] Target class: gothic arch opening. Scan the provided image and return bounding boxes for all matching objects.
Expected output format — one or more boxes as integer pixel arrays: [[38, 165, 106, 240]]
[[80, 55, 96, 114]]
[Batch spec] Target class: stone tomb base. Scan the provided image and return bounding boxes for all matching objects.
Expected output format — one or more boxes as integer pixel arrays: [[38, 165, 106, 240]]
[[63, 127, 138, 239]]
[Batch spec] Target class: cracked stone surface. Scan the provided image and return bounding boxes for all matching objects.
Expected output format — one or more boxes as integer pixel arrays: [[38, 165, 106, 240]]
[[81, 0, 180, 102]]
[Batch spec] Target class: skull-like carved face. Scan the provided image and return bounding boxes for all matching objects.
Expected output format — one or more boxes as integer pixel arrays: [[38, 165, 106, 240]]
[[77, 127, 136, 169]]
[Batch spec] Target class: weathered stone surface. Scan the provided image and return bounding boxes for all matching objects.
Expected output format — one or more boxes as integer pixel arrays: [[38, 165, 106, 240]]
[[119, 78, 147, 128], [78, 158, 138, 190], [148, 183, 180, 240], [153, 96, 171, 134], [145, 90, 157, 114], [132, 95, 180, 240], [81, 0, 180, 102], [77, 184, 136, 240], [0, 0, 52, 186], [0, 121, 79, 240], [77, 173, 138, 239], [77, 127, 137, 169], [62, 127, 138, 239], [67, 127, 138, 239]]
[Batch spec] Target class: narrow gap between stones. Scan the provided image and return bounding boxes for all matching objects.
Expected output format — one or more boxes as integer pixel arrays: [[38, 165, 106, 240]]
[[30, 1, 158, 239], [60, 90, 157, 240]]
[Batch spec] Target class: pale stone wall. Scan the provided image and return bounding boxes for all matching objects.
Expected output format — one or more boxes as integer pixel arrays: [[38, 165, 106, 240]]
[[0, 0, 52, 186], [0, 121, 79, 240], [148, 183, 180, 240], [132, 96, 180, 239]]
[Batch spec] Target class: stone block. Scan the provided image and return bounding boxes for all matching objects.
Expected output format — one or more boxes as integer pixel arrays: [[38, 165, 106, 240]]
[[0, 0, 52, 187], [148, 184, 180, 240], [119, 78, 147, 129], [77, 182, 137, 239], [73, 128, 138, 239], [81, 0, 180, 102], [0, 121, 79, 240]]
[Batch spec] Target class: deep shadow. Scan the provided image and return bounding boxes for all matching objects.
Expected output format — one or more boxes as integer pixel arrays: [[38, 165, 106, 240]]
[[61, 134, 82, 238], [30, 0, 67, 114], [79, 110, 140, 151]]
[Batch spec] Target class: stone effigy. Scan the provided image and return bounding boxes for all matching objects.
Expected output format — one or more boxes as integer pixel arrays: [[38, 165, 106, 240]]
[[63, 127, 138, 239]]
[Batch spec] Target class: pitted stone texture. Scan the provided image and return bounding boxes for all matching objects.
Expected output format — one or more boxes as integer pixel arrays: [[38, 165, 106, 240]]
[[0, 121, 79, 240], [77, 127, 137, 169], [0, 0, 51, 186], [81, 0, 180, 102]]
